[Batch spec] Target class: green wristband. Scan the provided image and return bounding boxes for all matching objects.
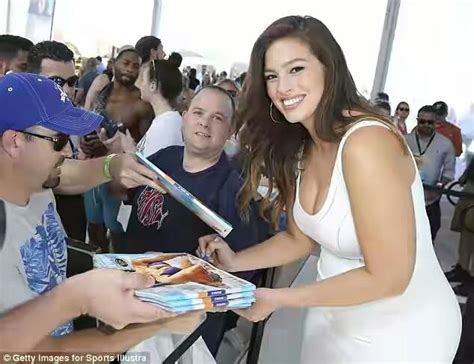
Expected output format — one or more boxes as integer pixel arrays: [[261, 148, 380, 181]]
[[103, 154, 118, 179]]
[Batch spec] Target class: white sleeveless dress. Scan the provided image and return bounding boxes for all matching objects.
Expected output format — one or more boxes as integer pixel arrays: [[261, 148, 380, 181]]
[[293, 120, 461, 363]]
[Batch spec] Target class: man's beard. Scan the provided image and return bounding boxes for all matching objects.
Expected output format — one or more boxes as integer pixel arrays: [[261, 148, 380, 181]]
[[42, 157, 65, 189], [117, 73, 137, 87]]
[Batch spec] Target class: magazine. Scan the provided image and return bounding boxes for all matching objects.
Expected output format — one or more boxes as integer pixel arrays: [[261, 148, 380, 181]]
[[138, 292, 255, 308], [146, 298, 256, 313], [135, 152, 233, 237], [94, 253, 256, 312]]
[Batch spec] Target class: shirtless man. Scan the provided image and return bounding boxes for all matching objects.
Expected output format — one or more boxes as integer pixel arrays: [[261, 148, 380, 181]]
[[85, 37, 165, 111], [81, 46, 154, 252], [91, 46, 154, 142], [80, 46, 154, 163]]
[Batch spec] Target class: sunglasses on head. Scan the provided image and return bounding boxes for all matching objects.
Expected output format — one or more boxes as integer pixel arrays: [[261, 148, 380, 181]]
[[417, 118, 435, 125], [149, 59, 157, 81], [19, 131, 70, 151], [225, 90, 237, 98], [398, 107, 409, 112], [48, 75, 78, 88]]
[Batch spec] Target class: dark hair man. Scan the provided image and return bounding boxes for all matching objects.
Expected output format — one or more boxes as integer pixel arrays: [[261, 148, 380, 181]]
[[27, 40, 77, 100], [81, 46, 155, 251], [0, 34, 33, 74]]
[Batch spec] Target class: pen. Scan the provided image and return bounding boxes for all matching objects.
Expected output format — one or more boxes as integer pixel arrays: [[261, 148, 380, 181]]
[[201, 236, 220, 262]]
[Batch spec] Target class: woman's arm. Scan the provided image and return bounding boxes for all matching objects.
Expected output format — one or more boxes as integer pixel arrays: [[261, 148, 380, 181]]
[[199, 196, 316, 272], [231, 204, 316, 271], [237, 127, 417, 321]]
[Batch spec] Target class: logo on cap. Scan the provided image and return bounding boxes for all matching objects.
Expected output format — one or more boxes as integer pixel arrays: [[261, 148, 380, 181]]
[[54, 83, 68, 103]]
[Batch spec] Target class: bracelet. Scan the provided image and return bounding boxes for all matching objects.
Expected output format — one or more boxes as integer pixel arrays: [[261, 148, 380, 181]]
[[103, 154, 118, 179]]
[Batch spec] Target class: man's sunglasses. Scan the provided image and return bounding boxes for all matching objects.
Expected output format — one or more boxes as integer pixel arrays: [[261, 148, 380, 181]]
[[49, 75, 79, 88], [398, 107, 409, 112], [19, 131, 70, 151], [417, 118, 435, 125]]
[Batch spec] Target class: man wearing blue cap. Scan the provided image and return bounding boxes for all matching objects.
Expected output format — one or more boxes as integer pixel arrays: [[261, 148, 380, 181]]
[[0, 73, 161, 197], [0, 73, 177, 352]]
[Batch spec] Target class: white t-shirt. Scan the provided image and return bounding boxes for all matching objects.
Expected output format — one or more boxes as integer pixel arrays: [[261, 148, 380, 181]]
[[137, 111, 184, 157], [0, 190, 73, 336]]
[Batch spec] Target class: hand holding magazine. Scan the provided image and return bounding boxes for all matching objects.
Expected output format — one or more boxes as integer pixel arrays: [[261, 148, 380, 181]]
[[135, 152, 233, 237], [94, 253, 256, 313]]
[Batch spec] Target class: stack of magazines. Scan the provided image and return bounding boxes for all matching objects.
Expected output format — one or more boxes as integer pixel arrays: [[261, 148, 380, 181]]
[[94, 253, 256, 313]]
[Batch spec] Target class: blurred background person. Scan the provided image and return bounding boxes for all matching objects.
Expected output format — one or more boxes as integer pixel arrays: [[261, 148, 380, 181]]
[[0, 34, 33, 73], [136, 58, 184, 157], [135, 35, 166, 64], [433, 101, 463, 157], [75, 57, 99, 106], [394, 101, 410, 135]]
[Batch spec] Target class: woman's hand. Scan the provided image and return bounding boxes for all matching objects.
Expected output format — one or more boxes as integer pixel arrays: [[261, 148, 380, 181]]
[[233, 288, 281, 322], [197, 234, 238, 272]]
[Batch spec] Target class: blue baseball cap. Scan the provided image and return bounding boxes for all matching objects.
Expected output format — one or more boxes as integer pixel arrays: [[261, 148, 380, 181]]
[[0, 73, 103, 135]]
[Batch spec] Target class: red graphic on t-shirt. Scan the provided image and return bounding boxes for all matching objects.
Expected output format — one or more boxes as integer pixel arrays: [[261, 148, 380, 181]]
[[137, 187, 169, 229]]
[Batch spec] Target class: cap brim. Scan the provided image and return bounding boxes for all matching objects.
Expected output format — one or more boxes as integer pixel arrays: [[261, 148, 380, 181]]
[[42, 107, 103, 136]]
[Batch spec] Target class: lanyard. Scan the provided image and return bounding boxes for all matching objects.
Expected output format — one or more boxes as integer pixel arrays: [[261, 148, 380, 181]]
[[415, 132, 436, 156]]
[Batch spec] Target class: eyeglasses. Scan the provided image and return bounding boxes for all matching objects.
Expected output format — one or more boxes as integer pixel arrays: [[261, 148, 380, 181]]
[[19, 131, 70, 151], [48, 75, 78, 88], [417, 118, 435, 125], [398, 107, 409, 112]]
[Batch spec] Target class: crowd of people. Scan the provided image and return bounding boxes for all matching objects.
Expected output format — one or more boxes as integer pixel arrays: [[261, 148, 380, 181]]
[[0, 14, 473, 363]]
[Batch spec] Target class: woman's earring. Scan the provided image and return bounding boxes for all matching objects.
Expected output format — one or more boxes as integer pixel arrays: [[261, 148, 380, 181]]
[[269, 102, 283, 124]]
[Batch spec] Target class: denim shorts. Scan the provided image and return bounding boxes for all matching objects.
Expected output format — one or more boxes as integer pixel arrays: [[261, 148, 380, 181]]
[[83, 184, 123, 233]]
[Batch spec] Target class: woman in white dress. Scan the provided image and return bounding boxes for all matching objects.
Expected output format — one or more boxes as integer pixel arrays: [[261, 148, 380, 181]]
[[198, 16, 461, 362]]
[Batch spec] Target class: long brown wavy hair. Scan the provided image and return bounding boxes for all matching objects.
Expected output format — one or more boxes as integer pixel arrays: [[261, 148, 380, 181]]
[[237, 15, 405, 228]]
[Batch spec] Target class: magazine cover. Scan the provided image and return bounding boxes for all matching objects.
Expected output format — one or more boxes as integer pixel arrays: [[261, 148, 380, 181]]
[[94, 253, 256, 312], [135, 152, 233, 237]]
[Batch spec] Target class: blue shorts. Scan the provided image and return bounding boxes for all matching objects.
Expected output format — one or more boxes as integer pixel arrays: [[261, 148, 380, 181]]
[[83, 184, 123, 233]]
